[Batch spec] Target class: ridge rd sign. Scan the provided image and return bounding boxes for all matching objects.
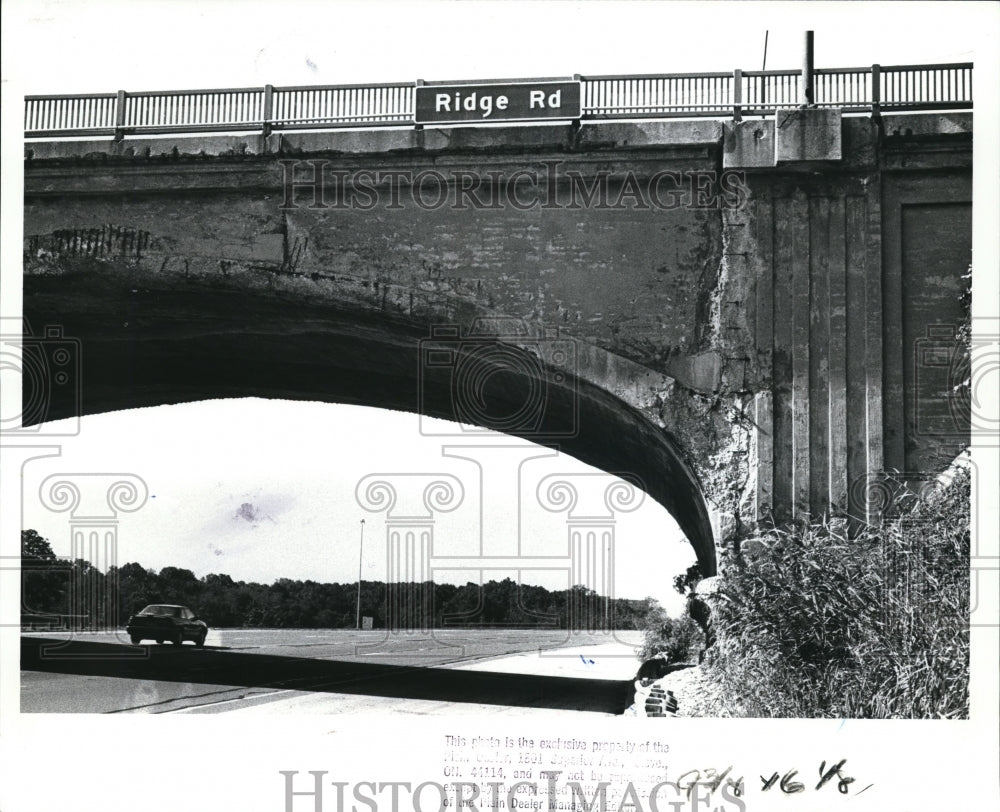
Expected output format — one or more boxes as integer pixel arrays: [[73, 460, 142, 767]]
[[415, 81, 582, 125]]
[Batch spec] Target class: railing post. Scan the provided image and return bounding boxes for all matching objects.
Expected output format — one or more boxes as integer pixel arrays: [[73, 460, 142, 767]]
[[572, 73, 584, 132], [414, 79, 424, 131], [733, 68, 743, 122], [262, 84, 274, 138], [113, 89, 126, 141], [871, 64, 881, 118]]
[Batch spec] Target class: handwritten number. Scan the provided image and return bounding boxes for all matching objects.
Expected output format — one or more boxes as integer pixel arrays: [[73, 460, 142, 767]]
[[816, 759, 856, 794], [701, 766, 731, 793], [760, 771, 804, 793], [676, 768, 742, 801], [763, 759, 861, 795], [675, 769, 700, 799], [779, 770, 805, 794]]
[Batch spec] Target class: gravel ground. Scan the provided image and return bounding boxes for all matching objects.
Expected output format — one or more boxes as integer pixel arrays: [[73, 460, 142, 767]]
[[655, 664, 732, 717]]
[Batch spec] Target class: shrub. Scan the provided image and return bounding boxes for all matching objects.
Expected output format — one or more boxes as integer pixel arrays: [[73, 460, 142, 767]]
[[638, 601, 705, 663], [706, 467, 970, 718]]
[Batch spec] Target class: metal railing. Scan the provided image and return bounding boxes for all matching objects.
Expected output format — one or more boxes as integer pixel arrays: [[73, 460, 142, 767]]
[[23, 63, 972, 139]]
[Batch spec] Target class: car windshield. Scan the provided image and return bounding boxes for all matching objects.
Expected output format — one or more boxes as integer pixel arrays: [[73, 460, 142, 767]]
[[139, 605, 181, 617]]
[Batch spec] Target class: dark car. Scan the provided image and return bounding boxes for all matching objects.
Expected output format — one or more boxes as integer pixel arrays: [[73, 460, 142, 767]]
[[125, 604, 208, 646]]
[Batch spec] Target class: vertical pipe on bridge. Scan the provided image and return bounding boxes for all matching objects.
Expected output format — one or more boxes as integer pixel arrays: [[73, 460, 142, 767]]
[[800, 31, 815, 107]]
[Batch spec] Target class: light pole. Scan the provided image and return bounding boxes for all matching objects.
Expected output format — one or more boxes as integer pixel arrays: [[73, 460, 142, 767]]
[[604, 536, 610, 632], [355, 518, 365, 631]]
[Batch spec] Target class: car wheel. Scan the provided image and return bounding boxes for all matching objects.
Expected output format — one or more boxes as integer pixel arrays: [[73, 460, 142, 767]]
[[172, 631, 184, 645], [130, 635, 141, 645], [195, 631, 206, 648], [156, 638, 164, 644]]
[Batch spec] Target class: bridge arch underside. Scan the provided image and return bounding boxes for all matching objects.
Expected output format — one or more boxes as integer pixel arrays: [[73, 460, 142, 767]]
[[24, 275, 716, 576]]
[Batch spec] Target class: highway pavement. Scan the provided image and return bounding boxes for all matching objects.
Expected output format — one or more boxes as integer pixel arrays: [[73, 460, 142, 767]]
[[20, 629, 643, 715]]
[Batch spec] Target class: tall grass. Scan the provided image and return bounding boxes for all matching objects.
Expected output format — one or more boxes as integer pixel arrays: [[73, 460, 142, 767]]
[[706, 468, 970, 718]]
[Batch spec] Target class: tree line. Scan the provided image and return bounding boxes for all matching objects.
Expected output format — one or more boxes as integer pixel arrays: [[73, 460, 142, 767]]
[[21, 529, 655, 630]]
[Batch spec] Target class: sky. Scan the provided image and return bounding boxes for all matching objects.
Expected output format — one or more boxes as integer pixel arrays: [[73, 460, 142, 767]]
[[1, 1, 986, 95], [18, 400, 699, 615], [3, 1, 999, 621]]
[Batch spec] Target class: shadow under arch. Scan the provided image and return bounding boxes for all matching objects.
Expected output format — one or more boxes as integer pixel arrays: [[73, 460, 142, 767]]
[[24, 276, 716, 576]]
